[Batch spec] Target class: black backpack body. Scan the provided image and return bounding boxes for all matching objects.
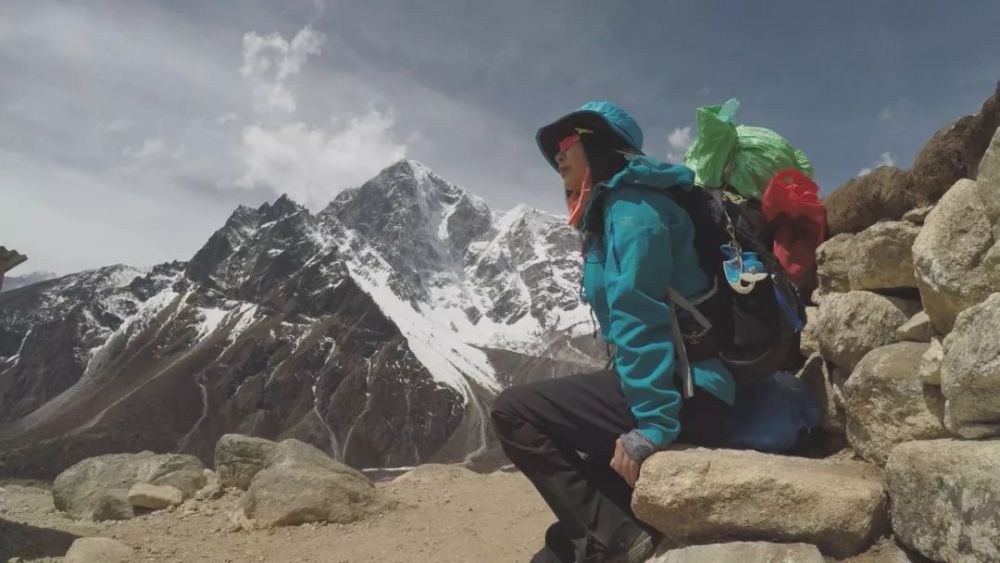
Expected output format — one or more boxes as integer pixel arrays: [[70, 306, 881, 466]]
[[667, 186, 806, 383]]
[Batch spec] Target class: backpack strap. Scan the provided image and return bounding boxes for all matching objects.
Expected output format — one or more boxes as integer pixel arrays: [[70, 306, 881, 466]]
[[665, 281, 718, 400]]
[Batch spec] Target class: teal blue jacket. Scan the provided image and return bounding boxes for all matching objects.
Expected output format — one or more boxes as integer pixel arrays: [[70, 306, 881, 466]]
[[581, 155, 736, 448]]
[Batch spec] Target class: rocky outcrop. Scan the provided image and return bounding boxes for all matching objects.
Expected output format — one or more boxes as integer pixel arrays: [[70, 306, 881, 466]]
[[842, 343, 949, 465], [63, 537, 133, 563], [887, 439, 1000, 563], [52, 452, 204, 521], [633, 448, 888, 558], [649, 541, 825, 563], [241, 438, 389, 527], [912, 178, 997, 333], [816, 291, 918, 371], [940, 293, 1000, 438]]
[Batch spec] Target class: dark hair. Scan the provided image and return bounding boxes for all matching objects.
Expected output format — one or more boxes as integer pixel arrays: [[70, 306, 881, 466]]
[[577, 131, 630, 237]]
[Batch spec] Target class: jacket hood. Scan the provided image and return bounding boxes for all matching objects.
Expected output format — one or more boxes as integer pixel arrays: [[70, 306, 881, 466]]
[[603, 154, 695, 192]]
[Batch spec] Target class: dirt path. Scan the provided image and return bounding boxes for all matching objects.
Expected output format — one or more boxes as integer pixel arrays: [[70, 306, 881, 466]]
[[0, 465, 552, 563]]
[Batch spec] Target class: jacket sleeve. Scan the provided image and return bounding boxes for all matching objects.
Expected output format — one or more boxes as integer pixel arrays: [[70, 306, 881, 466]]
[[603, 189, 681, 449]]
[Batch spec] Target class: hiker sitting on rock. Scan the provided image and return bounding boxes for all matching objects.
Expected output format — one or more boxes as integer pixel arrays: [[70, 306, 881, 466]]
[[490, 101, 738, 563]]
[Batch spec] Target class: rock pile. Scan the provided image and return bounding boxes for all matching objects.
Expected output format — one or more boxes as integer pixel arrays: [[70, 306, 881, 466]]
[[634, 124, 1000, 562]]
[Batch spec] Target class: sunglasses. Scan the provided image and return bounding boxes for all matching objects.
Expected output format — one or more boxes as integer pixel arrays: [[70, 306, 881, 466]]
[[557, 127, 594, 153]]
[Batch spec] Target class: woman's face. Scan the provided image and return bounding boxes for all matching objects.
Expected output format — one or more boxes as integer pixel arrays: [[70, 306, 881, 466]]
[[555, 136, 589, 195]]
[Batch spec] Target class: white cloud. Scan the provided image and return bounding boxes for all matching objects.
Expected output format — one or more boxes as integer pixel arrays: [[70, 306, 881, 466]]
[[858, 151, 896, 176], [234, 25, 409, 210], [240, 27, 325, 118], [878, 106, 893, 122], [123, 137, 165, 159], [237, 108, 407, 208], [666, 125, 693, 162]]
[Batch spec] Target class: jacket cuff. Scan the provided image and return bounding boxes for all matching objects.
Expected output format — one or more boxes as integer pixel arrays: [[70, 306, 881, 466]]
[[620, 429, 657, 463]]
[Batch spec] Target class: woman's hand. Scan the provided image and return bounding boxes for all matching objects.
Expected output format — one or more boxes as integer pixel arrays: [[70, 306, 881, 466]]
[[610, 437, 641, 488]]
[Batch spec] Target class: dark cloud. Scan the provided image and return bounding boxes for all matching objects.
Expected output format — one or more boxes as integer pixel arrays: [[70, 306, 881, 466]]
[[2, 0, 1000, 274]]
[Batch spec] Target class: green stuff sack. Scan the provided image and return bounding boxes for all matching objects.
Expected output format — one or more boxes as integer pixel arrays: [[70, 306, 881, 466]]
[[685, 99, 813, 200]]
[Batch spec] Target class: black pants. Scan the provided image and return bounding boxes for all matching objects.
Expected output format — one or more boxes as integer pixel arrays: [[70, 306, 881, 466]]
[[490, 370, 731, 559]]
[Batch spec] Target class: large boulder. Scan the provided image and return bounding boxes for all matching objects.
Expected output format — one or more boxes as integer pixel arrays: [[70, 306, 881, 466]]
[[941, 293, 1000, 438], [633, 448, 889, 558], [649, 541, 825, 563], [63, 537, 133, 563], [241, 439, 389, 527], [825, 167, 914, 236], [887, 439, 1000, 563], [842, 343, 949, 465], [848, 221, 921, 290], [816, 291, 919, 372], [215, 433, 280, 490], [912, 178, 997, 333], [52, 452, 205, 521], [815, 233, 856, 295]]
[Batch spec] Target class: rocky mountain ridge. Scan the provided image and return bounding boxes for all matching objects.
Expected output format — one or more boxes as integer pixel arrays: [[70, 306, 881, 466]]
[[0, 159, 601, 478]]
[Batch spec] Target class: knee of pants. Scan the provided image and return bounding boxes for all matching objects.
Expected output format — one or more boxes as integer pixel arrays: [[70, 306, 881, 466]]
[[489, 386, 529, 439]]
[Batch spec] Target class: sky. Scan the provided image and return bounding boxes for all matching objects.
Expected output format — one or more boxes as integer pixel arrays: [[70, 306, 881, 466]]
[[2, 1, 999, 276]]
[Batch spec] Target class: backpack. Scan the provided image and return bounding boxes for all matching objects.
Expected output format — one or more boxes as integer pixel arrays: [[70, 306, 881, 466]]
[[667, 186, 806, 391]]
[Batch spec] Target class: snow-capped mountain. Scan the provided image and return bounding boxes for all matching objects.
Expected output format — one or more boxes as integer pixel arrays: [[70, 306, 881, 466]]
[[0, 160, 603, 478]]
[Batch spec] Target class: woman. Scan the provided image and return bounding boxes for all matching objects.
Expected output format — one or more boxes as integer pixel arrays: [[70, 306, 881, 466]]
[[490, 101, 737, 563]]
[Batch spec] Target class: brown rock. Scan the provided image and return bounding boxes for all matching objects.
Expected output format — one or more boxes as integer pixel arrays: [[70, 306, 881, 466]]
[[815, 234, 856, 295], [848, 221, 921, 291], [825, 167, 914, 236], [894, 311, 933, 343]]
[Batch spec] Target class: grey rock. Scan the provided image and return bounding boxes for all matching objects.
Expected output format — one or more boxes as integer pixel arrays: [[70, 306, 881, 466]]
[[648, 541, 825, 563], [127, 483, 183, 510], [633, 448, 889, 558], [816, 233, 856, 294], [912, 178, 997, 333], [895, 311, 934, 343], [976, 126, 1000, 237], [63, 537, 133, 563], [241, 439, 388, 527], [887, 439, 1000, 563], [842, 342, 949, 465], [52, 452, 204, 521], [941, 293, 1000, 438], [800, 306, 821, 357], [848, 221, 921, 290], [215, 434, 280, 490], [797, 354, 845, 434], [918, 338, 943, 386], [816, 291, 919, 371], [902, 205, 934, 226]]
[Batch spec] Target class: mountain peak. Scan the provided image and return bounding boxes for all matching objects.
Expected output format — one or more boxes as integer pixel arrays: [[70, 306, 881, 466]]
[[258, 194, 306, 221]]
